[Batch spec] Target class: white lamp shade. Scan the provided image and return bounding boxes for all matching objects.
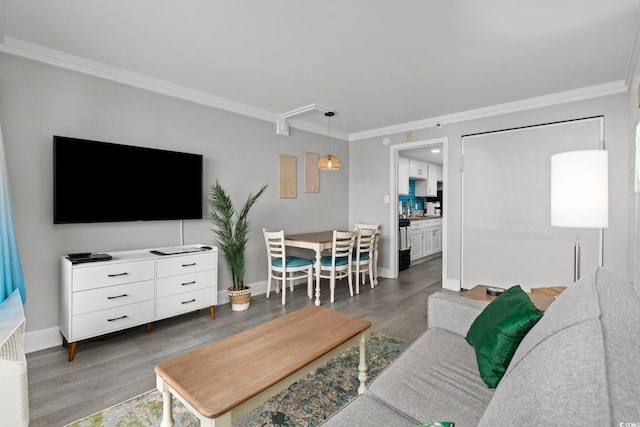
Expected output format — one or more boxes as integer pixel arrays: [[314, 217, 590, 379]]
[[551, 150, 608, 228]]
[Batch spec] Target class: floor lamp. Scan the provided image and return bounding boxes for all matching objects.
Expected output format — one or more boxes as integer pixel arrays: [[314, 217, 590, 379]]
[[551, 150, 608, 282]]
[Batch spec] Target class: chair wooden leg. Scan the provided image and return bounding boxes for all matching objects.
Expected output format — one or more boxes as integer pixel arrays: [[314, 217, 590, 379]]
[[282, 277, 287, 305], [330, 275, 335, 303], [368, 264, 374, 288], [307, 266, 313, 299], [348, 269, 354, 297], [266, 273, 272, 298]]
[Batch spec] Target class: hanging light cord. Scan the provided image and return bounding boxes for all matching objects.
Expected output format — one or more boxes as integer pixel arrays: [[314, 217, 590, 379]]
[[326, 111, 334, 157]]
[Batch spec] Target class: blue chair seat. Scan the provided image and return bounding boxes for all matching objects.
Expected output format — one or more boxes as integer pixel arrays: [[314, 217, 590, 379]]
[[352, 252, 370, 261], [272, 256, 314, 268], [321, 255, 349, 267]]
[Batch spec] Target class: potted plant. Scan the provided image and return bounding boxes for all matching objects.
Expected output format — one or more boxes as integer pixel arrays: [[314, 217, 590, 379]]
[[208, 181, 267, 311]]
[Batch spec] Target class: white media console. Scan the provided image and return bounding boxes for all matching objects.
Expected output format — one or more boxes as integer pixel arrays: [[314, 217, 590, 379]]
[[59, 244, 218, 361]]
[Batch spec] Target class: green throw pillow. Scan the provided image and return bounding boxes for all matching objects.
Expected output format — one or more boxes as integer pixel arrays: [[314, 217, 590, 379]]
[[465, 285, 543, 388]]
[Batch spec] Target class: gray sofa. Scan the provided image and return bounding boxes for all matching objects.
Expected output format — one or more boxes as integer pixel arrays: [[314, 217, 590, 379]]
[[322, 267, 640, 426]]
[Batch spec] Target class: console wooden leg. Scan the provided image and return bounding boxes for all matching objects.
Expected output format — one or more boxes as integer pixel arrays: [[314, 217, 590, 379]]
[[62, 336, 68, 346], [146, 322, 153, 333], [68, 342, 77, 362], [209, 305, 215, 319]]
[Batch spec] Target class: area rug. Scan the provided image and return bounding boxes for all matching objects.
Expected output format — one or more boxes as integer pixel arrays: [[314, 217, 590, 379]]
[[66, 332, 408, 427]]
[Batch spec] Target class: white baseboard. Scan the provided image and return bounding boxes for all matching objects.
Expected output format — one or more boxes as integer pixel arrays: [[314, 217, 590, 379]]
[[377, 267, 393, 279], [217, 280, 268, 304], [25, 327, 61, 354], [443, 277, 461, 291]]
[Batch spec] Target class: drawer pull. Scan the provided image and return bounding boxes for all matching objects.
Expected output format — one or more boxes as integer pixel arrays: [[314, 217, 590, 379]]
[[182, 281, 196, 286], [182, 263, 197, 267], [107, 315, 128, 322], [181, 299, 196, 304], [107, 294, 129, 300], [107, 272, 129, 277]]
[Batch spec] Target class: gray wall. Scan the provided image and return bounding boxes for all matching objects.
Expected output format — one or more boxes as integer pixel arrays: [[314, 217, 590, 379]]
[[628, 56, 640, 294], [350, 92, 630, 286], [0, 52, 350, 335]]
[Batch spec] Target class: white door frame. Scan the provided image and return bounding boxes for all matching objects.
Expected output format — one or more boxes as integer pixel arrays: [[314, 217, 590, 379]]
[[389, 137, 450, 287]]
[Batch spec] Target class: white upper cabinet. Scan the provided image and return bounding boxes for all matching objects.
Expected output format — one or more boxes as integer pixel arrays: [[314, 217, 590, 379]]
[[398, 157, 410, 195], [409, 160, 427, 179], [426, 163, 438, 196]]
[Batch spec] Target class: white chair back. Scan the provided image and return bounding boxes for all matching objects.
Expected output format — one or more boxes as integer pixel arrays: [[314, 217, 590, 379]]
[[331, 230, 356, 268], [263, 229, 286, 265]]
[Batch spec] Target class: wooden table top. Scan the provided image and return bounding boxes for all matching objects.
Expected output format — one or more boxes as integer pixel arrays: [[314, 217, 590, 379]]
[[154, 305, 372, 418], [285, 230, 334, 244], [463, 284, 555, 313]]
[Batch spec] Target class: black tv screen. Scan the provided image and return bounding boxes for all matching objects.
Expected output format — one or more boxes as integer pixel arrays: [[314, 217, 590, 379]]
[[53, 136, 203, 224]]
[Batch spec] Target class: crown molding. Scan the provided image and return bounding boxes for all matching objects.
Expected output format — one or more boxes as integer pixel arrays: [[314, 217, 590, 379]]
[[348, 80, 628, 141], [0, 37, 279, 121], [0, 36, 352, 141], [0, 37, 629, 144]]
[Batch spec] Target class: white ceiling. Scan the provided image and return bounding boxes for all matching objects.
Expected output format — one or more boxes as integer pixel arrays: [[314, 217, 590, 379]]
[[1, 0, 639, 140]]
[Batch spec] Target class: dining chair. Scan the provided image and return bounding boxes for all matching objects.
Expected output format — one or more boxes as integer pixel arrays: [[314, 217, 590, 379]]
[[263, 229, 314, 305], [352, 227, 376, 294], [316, 230, 356, 303], [354, 223, 379, 286]]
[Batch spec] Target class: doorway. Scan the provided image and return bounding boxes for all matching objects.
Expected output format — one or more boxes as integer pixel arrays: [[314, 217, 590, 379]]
[[389, 137, 449, 285]]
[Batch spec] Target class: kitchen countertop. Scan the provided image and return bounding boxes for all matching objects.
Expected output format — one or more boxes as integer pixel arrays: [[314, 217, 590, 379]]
[[402, 215, 442, 221]]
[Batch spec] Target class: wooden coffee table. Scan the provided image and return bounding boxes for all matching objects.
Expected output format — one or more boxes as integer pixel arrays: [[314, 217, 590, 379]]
[[463, 284, 555, 312], [155, 305, 372, 427]]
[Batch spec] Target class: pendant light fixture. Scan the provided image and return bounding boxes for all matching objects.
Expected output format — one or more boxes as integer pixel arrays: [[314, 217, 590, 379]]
[[318, 111, 341, 171]]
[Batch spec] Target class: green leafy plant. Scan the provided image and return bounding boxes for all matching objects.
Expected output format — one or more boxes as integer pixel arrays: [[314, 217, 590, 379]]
[[208, 181, 268, 291]]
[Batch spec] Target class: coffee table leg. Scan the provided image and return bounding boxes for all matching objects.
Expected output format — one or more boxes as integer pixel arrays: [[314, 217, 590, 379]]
[[156, 375, 175, 427], [314, 247, 322, 306], [358, 332, 368, 394]]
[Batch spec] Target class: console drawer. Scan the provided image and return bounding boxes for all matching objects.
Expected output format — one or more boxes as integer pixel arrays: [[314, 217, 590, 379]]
[[157, 252, 215, 278], [72, 280, 155, 315], [156, 270, 215, 298], [156, 287, 215, 319], [71, 300, 154, 341], [72, 260, 155, 291]]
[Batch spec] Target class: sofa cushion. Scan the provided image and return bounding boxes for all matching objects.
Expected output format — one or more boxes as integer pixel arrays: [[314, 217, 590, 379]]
[[477, 267, 640, 426], [465, 285, 543, 388], [321, 394, 420, 427], [368, 327, 494, 427]]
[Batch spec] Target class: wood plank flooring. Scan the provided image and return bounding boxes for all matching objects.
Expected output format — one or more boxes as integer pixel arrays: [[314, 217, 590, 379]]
[[26, 256, 442, 426]]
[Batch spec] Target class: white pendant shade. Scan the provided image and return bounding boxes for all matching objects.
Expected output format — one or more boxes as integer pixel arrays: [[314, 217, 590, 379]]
[[551, 150, 608, 228]]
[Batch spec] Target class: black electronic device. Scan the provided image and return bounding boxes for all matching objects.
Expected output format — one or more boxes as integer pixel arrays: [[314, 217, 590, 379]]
[[486, 287, 505, 296], [67, 252, 92, 259], [53, 136, 203, 224], [67, 253, 113, 264]]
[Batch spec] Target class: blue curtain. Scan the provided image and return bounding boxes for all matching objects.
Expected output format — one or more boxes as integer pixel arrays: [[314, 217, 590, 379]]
[[0, 123, 26, 304]]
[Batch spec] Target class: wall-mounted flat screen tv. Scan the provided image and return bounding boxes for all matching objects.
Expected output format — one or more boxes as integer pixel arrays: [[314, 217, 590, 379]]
[[53, 136, 203, 224]]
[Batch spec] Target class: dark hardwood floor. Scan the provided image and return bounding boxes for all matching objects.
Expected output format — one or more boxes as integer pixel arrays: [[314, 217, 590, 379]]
[[27, 256, 442, 426]]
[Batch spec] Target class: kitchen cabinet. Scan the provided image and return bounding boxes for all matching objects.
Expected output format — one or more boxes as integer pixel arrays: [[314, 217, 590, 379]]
[[409, 160, 427, 179], [437, 165, 443, 182], [426, 163, 438, 196], [398, 157, 409, 195], [409, 219, 442, 263], [410, 221, 424, 261]]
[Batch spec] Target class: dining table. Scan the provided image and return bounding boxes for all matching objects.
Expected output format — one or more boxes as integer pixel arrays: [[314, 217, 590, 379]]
[[284, 230, 335, 306]]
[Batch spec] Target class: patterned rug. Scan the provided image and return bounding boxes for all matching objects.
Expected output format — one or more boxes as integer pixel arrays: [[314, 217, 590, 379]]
[[66, 332, 408, 427]]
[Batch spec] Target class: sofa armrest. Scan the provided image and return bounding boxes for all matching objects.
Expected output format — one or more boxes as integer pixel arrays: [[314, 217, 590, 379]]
[[427, 292, 487, 337]]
